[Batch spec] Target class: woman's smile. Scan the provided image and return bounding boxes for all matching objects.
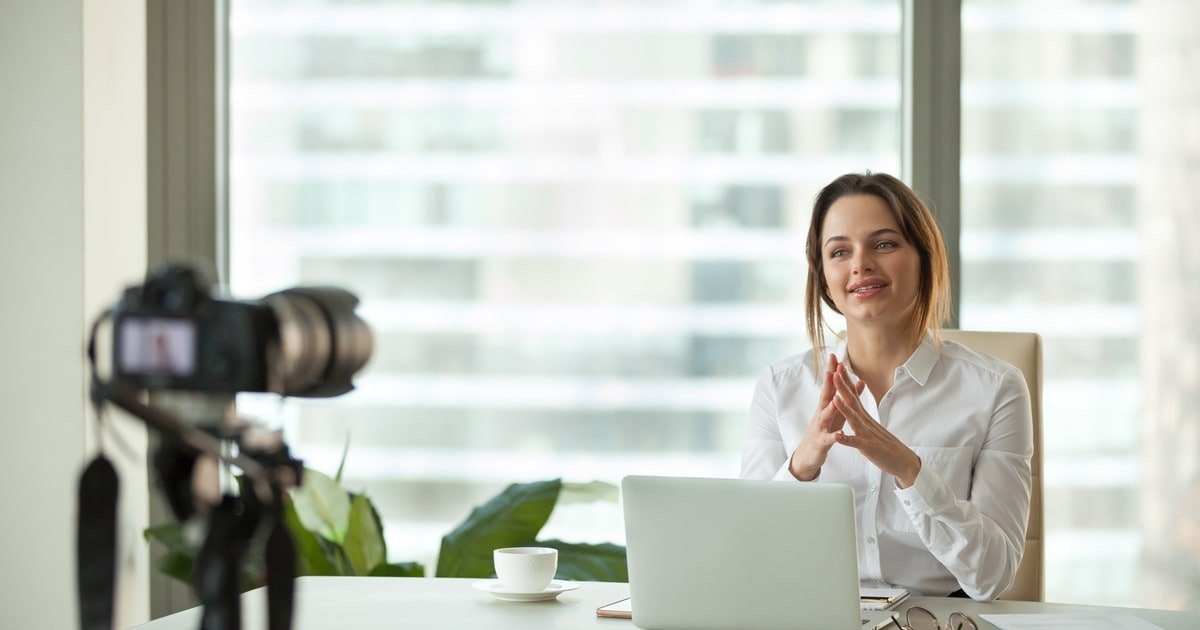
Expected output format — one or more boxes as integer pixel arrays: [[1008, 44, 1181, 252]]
[[848, 277, 889, 299]]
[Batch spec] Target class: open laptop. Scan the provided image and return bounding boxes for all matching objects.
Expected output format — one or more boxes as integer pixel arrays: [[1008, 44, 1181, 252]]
[[621, 475, 897, 630]]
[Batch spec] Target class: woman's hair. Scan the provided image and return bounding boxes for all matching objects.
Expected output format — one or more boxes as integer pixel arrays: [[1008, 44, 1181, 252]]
[[804, 172, 952, 359]]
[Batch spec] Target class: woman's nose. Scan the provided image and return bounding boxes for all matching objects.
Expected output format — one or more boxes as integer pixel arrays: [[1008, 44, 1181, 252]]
[[851, 250, 874, 274]]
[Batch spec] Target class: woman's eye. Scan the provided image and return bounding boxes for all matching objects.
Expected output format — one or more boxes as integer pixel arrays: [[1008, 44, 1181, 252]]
[[875, 241, 897, 250], [829, 248, 848, 258]]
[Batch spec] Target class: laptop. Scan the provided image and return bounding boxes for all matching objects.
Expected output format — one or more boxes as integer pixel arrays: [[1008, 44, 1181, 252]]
[[621, 475, 897, 630]]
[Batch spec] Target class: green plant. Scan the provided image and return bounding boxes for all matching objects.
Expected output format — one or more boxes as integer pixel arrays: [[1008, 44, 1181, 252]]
[[146, 476, 628, 590], [144, 467, 424, 591], [436, 478, 628, 582]]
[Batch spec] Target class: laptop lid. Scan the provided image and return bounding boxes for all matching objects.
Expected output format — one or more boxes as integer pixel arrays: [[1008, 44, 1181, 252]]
[[622, 475, 864, 630]]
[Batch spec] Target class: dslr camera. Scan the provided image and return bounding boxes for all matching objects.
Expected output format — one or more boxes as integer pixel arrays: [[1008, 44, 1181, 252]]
[[80, 263, 375, 630], [110, 263, 372, 398]]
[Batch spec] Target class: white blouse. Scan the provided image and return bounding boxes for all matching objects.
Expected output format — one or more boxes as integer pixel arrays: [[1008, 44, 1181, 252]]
[[739, 334, 1034, 600]]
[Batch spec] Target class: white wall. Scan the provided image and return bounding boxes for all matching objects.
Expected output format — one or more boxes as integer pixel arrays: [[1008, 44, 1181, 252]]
[[0, 0, 149, 627]]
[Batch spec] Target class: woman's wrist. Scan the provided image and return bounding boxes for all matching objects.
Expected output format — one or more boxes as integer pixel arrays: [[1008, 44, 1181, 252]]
[[788, 450, 821, 481], [894, 454, 922, 489]]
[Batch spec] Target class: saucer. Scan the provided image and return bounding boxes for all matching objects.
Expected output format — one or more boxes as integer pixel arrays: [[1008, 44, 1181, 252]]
[[472, 580, 580, 602]]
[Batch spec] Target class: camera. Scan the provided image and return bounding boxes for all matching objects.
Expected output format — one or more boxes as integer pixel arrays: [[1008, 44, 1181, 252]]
[[79, 263, 374, 630], [110, 264, 373, 398]]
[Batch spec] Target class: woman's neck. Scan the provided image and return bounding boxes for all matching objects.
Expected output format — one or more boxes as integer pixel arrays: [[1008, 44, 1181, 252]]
[[844, 325, 921, 402]]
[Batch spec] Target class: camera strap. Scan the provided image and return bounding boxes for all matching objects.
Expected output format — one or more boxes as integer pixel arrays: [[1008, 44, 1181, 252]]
[[77, 455, 119, 630]]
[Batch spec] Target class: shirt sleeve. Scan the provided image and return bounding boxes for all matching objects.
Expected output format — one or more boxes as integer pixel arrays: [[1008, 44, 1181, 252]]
[[739, 365, 798, 481], [893, 366, 1034, 600]]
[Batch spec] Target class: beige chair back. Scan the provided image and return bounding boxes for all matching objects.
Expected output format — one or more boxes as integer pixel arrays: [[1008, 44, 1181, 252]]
[[941, 330, 1043, 602]]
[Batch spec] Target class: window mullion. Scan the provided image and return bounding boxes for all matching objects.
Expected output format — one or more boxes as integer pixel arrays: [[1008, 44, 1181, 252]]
[[903, 0, 962, 326]]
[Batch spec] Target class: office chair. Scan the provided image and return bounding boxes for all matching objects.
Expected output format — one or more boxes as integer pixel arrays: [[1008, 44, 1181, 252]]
[[941, 330, 1044, 602]]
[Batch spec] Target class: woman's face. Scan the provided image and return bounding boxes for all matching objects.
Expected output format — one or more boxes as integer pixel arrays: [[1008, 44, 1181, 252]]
[[819, 194, 922, 330]]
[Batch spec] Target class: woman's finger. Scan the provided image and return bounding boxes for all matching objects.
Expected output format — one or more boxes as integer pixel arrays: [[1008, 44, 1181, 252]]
[[819, 397, 847, 433], [833, 431, 861, 449], [832, 368, 867, 417], [817, 354, 838, 407], [832, 397, 865, 440]]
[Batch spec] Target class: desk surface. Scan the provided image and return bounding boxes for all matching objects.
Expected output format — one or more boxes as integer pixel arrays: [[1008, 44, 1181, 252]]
[[135, 577, 1200, 630]]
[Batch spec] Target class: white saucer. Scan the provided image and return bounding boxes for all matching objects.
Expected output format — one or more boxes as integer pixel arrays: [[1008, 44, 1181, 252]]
[[472, 580, 580, 602]]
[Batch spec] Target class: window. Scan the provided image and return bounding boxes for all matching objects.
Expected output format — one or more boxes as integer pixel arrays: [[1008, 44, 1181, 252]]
[[228, 0, 903, 569], [219, 1, 1200, 611], [961, 0, 1200, 609]]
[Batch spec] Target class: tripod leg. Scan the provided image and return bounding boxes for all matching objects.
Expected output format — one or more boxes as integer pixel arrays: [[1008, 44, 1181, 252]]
[[194, 497, 244, 630]]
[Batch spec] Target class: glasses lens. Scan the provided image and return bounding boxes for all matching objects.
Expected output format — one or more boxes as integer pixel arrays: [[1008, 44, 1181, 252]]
[[948, 612, 977, 630], [905, 606, 940, 630]]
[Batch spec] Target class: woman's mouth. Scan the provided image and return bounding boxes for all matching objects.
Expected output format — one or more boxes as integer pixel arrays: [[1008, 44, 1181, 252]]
[[848, 281, 887, 298]]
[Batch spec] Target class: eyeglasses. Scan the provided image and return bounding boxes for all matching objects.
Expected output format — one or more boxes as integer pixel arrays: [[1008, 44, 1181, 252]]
[[900, 605, 977, 630]]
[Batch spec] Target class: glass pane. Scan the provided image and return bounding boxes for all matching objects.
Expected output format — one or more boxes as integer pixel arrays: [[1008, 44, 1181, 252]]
[[962, 0, 1200, 609], [229, 0, 902, 570]]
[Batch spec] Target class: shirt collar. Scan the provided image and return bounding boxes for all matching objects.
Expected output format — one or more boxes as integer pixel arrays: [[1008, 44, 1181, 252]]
[[830, 332, 939, 387], [903, 333, 939, 387]]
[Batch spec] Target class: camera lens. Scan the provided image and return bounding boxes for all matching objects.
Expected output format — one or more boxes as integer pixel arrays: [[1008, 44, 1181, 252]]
[[262, 287, 373, 397]]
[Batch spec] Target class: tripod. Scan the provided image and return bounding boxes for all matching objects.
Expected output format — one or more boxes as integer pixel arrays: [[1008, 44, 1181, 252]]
[[78, 381, 302, 630]]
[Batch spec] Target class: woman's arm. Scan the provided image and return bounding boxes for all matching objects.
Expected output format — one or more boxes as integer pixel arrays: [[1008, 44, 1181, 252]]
[[894, 367, 1034, 600], [739, 366, 791, 480]]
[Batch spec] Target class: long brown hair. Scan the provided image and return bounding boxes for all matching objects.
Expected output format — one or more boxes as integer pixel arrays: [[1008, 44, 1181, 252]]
[[804, 172, 951, 361]]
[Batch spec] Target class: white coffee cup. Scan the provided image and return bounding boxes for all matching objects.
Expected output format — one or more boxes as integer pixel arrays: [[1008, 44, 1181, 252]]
[[493, 547, 558, 592]]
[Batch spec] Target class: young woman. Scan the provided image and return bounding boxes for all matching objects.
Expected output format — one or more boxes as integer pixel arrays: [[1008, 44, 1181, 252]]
[[739, 172, 1033, 600]]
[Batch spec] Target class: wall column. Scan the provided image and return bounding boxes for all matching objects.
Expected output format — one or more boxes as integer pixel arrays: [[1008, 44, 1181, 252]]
[[0, 0, 149, 627]]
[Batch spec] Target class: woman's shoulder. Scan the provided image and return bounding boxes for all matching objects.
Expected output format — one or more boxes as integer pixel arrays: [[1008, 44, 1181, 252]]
[[760, 347, 823, 385], [936, 337, 1025, 384]]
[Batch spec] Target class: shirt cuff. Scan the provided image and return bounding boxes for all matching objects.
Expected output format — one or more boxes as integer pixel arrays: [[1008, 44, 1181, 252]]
[[774, 461, 819, 482], [893, 461, 955, 515]]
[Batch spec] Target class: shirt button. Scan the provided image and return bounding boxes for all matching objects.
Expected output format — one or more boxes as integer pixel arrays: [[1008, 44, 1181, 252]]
[[903, 500, 911, 506], [869, 485, 877, 493], [867, 537, 876, 544]]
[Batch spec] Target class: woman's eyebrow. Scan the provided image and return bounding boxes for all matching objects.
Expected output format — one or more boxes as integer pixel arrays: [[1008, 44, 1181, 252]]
[[823, 228, 902, 247]]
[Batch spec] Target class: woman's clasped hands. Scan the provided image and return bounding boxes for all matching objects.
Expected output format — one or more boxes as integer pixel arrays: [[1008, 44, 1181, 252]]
[[789, 354, 923, 488]]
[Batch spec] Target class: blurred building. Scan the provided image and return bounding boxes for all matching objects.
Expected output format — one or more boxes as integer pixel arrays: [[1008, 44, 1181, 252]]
[[229, 0, 902, 574], [960, 0, 1143, 605], [1137, 0, 1200, 611]]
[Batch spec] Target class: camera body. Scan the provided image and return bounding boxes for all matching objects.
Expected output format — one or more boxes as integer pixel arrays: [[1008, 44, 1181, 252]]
[[111, 264, 372, 398]]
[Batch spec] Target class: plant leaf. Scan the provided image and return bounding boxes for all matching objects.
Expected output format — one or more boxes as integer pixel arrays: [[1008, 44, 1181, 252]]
[[343, 494, 386, 576], [154, 550, 195, 585], [558, 480, 620, 505], [144, 522, 192, 555], [538, 539, 628, 582], [145, 523, 196, 586], [290, 468, 352, 543], [369, 562, 425, 578], [282, 495, 339, 576], [436, 479, 562, 578], [335, 432, 351, 484], [349, 490, 389, 559]]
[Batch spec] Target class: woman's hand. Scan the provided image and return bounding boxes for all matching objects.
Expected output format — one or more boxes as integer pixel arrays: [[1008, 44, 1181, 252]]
[[830, 364, 923, 488], [787, 354, 864, 481]]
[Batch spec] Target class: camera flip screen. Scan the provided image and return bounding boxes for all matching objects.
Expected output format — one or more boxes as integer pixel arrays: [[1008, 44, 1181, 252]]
[[117, 317, 196, 376]]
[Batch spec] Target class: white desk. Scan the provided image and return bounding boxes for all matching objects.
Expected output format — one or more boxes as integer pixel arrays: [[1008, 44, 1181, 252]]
[[135, 577, 1200, 629]]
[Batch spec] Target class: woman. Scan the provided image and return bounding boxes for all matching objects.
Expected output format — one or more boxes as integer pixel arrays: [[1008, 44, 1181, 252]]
[[740, 172, 1033, 600]]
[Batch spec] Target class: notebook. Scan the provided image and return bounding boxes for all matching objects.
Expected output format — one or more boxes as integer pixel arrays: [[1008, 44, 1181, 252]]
[[621, 475, 897, 630]]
